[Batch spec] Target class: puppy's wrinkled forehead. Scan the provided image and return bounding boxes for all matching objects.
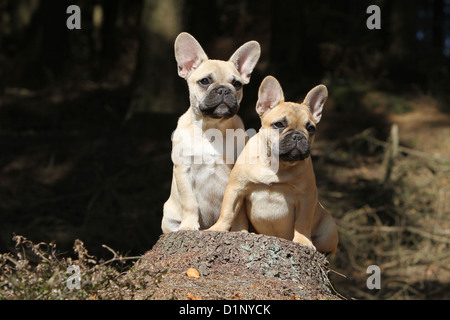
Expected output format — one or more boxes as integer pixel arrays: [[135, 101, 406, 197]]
[[188, 60, 241, 83], [263, 102, 313, 128]]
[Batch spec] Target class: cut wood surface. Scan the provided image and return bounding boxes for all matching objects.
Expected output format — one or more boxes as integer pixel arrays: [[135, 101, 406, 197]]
[[122, 230, 340, 300]]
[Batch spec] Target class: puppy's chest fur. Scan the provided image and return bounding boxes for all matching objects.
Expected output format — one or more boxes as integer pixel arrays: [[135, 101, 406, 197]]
[[190, 162, 231, 226], [184, 121, 237, 227], [246, 183, 301, 238]]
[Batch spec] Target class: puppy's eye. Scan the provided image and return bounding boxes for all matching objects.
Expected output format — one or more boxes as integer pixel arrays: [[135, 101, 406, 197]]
[[232, 80, 242, 90], [307, 125, 316, 135], [198, 78, 210, 87], [272, 122, 286, 130]]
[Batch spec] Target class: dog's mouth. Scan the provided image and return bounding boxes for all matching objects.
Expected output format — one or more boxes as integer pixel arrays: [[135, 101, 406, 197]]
[[279, 147, 310, 162], [200, 85, 240, 119], [211, 103, 238, 119], [200, 102, 239, 119], [278, 132, 310, 162]]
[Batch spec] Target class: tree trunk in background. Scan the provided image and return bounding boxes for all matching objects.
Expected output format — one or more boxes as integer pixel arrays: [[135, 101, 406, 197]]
[[100, 0, 120, 73], [269, 0, 323, 93], [184, 0, 218, 50], [5, 0, 71, 88], [388, 0, 419, 59], [269, 0, 303, 85], [37, 0, 71, 78], [432, 0, 445, 55], [127, 0, 184, 118]]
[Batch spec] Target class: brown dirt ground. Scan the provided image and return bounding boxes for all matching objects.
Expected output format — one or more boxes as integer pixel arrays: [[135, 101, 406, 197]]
[[316, 94, 450, 299]]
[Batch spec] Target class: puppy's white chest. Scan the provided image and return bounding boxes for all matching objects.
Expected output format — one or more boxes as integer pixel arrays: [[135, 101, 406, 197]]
[[189, 134, 231, 192], [247, 185, 296, 239], [190, 161, 231, 227], [179, 129, 229, 163], [190, 134, 232, 226]]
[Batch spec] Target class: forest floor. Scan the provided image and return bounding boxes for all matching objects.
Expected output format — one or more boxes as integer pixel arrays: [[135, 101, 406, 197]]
[[318, 90, 450, 299], [0, 81, 449, 299]]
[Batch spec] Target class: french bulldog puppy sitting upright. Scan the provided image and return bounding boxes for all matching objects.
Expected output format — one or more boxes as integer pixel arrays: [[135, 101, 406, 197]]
[[209, 76, 338, 255], [161, 32, 261, 233]]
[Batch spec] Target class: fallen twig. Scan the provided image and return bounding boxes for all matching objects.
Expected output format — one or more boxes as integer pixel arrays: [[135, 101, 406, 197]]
[[353, 128, 448, 164]]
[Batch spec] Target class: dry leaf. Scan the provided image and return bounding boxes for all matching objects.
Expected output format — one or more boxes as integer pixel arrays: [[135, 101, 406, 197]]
[[231, 292, 241, 299], [186, 268, 200, 278], [187, 293, 202, 300]]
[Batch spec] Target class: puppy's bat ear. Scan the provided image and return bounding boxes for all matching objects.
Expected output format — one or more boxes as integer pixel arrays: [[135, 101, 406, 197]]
[[303, 85, 328, 124], [256, 76, 285, 117], [174, 32, 208, 79], [229, 41, 261, 84]]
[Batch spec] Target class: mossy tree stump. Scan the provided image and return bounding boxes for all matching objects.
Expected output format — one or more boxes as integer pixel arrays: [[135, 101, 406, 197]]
[[123, 230, 339, 300]]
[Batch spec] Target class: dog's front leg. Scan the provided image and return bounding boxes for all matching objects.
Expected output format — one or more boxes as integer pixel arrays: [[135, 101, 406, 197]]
[[230, 204, 249, 232], [293, 191, 317, 249], [208, 183, 245, 232], [174, 164, 200, 230]]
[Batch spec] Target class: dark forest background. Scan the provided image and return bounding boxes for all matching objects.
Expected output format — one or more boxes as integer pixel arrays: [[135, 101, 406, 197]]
[[0, 0, 449, 299]]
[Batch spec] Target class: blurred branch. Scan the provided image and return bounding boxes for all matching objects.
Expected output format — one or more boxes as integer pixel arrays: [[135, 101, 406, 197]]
[[353, 128, 449, 164]]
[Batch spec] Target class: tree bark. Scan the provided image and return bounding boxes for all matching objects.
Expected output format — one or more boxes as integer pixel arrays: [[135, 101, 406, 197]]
[[127, 0, 185, 119], [122, 230, 339, 300]]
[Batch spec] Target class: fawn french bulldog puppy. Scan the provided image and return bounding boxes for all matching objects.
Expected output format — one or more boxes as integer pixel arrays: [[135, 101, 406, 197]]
[[161, 32, 261, 233], [209, 76, 338, 255]]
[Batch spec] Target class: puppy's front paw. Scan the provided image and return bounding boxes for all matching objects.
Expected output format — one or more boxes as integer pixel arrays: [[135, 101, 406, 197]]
[[207, 223, 228, 232], [293, 233, 315, 248], [295, 240, 317, 252], [178, 220, 200, 231]]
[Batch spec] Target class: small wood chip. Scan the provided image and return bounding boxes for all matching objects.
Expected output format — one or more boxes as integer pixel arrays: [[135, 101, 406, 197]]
[[186, 268, 200, 278]]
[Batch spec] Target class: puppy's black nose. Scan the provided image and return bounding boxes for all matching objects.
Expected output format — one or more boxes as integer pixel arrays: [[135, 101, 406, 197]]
[[215, 86, 231, 96], [291, 133, 305, 142]]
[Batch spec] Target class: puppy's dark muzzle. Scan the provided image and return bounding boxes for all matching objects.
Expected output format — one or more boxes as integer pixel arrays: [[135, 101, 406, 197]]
[[200, 85, 239, 119], [279, 132, 310, 161]]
